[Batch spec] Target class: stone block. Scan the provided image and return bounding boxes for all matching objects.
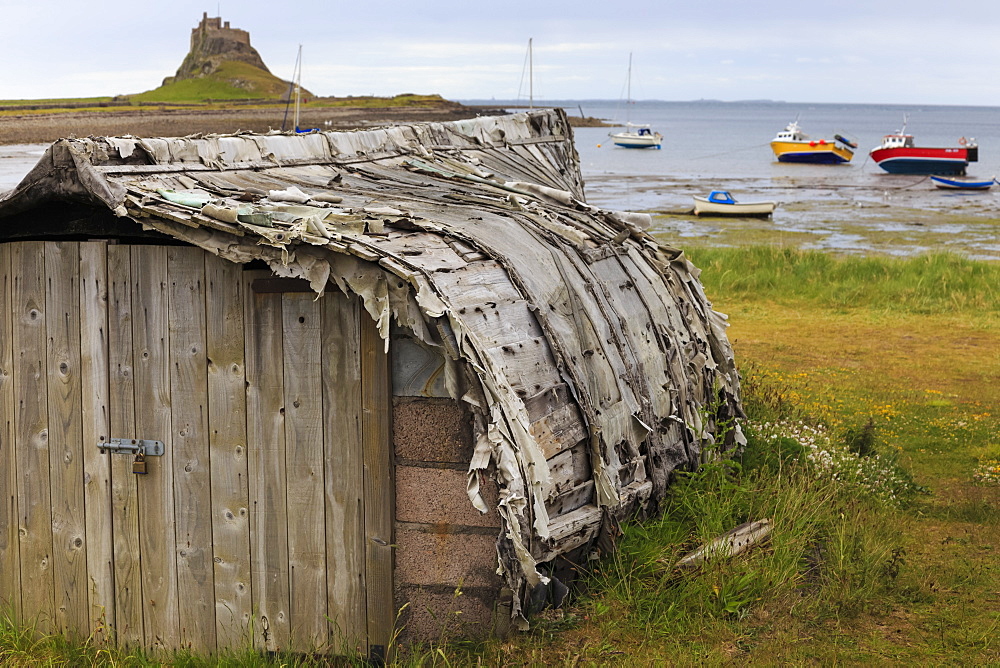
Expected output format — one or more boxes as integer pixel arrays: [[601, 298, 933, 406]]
[[395, 466, 500, 528], [392, 397, 473, 463], [394, 585, 502, 642], [395, 527, 501, 588]]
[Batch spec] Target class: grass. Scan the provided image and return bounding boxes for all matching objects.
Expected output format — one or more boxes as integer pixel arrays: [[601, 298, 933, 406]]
[[689, 246, 1000, 314], [317, 94, 453, 108], [132, 61, 292, 103], [411, 248, 1000, 665], [0, 84, 455, 112], [0, 610, 370, 667], [0, 97, 117, 107], [3, 249, 998, 665]]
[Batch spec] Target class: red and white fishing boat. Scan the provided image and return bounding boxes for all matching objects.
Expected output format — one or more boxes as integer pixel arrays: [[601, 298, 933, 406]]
[[869, 117, 977, 175]]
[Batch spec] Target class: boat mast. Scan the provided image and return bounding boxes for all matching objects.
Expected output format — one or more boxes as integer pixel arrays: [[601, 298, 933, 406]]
[[293, 45, 303, 131], [627, 52, 632, 105], [624, 52, 633, 125], [529, 38, 534, 110]]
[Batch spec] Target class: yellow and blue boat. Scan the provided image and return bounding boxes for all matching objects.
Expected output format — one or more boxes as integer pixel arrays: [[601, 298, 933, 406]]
[[770, 121, 856, 164]]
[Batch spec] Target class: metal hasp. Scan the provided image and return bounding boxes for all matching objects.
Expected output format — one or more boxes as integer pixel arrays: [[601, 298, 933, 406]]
[[97, 436, 165, 457]]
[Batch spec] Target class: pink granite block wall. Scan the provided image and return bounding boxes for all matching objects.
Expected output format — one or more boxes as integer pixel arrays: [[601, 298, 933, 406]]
[[392, 397, 507, 640]]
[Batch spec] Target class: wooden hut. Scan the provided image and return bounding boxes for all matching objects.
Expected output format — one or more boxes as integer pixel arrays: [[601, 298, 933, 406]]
[[0, 109, 743, 658]]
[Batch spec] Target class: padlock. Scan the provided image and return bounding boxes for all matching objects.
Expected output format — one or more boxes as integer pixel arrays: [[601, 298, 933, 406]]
[[133, 451, 148, 475]]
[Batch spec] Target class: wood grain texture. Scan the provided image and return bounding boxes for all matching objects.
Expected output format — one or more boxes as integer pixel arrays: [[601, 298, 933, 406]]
[[11, 241, 55, 632], [43, 242, 88, 635], [166, 247, 215, 651], [130, 245, 179, 649], [243, 271, 290, 651], [0, 244, 21, 614], [321, 294, 366, 650], [281, 292, 328, 650], [79, 241, 115, 636], [534, 503, 602, 562], [530, 404, 587, 461], [361, 315, 393, 656], [205, 255, 252, 648], [106, 244, 143, 645]]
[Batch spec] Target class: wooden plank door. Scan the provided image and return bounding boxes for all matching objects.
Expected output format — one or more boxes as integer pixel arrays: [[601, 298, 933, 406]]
[[0, 242, 392, 656], [130, 245, 182, 650], [244, 273, 393, 657], [0, 244, 18, 616], [118, 245, 252, 652], [205, 257, 253, 649], [0, 241, 115, 637], [10, 241, 57, 633], [95, 244, 251, 651], [106, 243, 143, 645]]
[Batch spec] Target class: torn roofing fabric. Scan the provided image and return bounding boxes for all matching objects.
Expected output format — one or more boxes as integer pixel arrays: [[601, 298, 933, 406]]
[[0, 108, 744, 624]]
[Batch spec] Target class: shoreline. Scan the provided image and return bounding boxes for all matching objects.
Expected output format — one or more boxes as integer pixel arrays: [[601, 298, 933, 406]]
[[0, 103, 509, 145], [6, 105, 995, 262]]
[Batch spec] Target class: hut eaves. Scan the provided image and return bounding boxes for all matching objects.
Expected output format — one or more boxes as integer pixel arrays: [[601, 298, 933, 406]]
[[0, 108, 744, 623]]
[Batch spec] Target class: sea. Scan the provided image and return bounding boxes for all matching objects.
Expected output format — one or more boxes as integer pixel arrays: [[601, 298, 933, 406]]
[[3, 100, 999, 258], [478, 99, 1000, 259]]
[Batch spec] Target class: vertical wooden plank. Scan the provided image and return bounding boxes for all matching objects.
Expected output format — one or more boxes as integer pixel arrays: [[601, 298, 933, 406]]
[[205, 255, 252, 648], [131, 245, 179, 649], [44, 242, 88, 636], [11, 241, 55, 631], [321, 294, 366, 652], [79, 241, 115, 638], [244, 271, 290, 651], [166, 247, 215, 651], [0, 244, 21, 615], [281, 293, 328, 650], [361, 309, 393, 659], [107, 244, 142, 645]]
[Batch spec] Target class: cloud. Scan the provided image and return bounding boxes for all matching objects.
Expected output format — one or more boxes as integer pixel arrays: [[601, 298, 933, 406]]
[[4, 1, 1000, 105]]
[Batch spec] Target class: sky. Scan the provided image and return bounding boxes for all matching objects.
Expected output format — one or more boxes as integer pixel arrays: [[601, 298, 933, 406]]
[[3, 0, 1000, 106]]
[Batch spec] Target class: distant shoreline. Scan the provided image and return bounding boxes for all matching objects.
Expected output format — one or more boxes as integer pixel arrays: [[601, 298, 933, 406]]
[[0, 102, 509, 145]]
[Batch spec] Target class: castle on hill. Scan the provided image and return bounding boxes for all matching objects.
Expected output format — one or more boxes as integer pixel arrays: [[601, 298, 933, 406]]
[[164, 13, 272, 84], [193, 14, 249, 43]]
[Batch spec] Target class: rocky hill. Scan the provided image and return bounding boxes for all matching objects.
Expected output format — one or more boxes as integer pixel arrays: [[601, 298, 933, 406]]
[[143, 13, 297, 101], [168, 13, 271, 82]]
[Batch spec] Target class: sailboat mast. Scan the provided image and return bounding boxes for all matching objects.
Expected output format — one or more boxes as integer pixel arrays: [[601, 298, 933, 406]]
[[293, 44, 303, 131], [529, 38, 534, 110], [623, 52, 634, 125], [627, 52, 632, 104]]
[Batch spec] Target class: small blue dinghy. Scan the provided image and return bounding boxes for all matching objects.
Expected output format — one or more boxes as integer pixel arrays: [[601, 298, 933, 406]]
[[930, 175, 996, 190]]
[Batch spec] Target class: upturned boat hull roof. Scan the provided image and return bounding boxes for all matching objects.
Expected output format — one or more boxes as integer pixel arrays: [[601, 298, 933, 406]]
[[0, 108, 743, 623]]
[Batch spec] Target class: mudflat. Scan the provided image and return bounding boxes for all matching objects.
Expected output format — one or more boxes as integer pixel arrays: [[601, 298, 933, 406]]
[[0, 102, 506, 145]]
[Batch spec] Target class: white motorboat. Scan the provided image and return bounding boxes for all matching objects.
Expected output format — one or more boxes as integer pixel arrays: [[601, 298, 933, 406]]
[[693, 190, 777, 217], [610, 122, 663, 149], [607, 53, 662, 150]]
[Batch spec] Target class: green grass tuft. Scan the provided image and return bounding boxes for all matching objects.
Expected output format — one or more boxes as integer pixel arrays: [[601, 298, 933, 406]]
[[686, 247, 1000, 314], [578, 367, 914, 645]]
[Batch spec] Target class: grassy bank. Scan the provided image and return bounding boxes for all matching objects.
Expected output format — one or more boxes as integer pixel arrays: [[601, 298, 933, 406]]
[[435, 248, 1000, 664], [0, 93, 459, 117], [691, 246, 998, 313], [0, 94, 486, 146], [2, 249, 997, 665]]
